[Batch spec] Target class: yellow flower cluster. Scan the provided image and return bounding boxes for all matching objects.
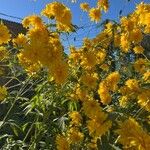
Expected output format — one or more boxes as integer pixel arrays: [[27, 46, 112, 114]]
[[119, 77, 150, 112], [136, 2, 150, 33], [98, 72, 120, 105], [119, 2, 150, 53], [116, 117, 150, 150], [83, 99, 111, 140], [56, 111, 84, 149], [80, 0, 109, 22], [69, 37, 108, 72], [119, 79, 140, 107], [41, 2, 72, 32], [17, 15, 68, 84]]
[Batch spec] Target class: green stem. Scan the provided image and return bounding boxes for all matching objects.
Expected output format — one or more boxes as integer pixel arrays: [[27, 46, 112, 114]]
[[0, 76, 31, 129]]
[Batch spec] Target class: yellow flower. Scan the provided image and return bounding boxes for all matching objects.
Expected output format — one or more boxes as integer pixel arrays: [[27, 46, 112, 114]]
[[80, 73, 98, 89], [97, 0, 109, 12], [130, 29, 143, 44], [69, 111, 82, 126], [41, 2, 72, 32], [100, 63, 109, 71], [120, 17, 134, 31], [96, 49, 106, 64], [68, 127, 84, 144], [125, 79, 140, 92], [106, 71, 120, 91], [116, 117, 150, 150], [80, 3, 90, 12], [83, 99, 102, 119], [87, 141, 98, 150], [56, 9, 72, 26], [144, 12, 150, 29], [119, 96, 128, 108], [119, 86, 131, 96], [87, 116, 112, 138], [120, 33, 130, 53], [135, 2, 148, 15], [69, 46, 80, 64], [51, 61, 68, 84], [142, 71, 150, 83], [133, 45, 144, 54], [81, 51, 97, 69], [0, 86, 7, 102], [41, 2, 65, 18], [98, 81, 112, 105], [0, 46, 9, 61], [138, 89, 150, 112], [17, 52, 41, 76], [0, 23, 11, 44], [22, 15, 44, 29], [75, 87, 87, 102], [134, 58, 148, 74], [28, 27, 49, 48], [13, 33, 27, 47], [56, 135, 70, 150], [144, 26, 150, 34], [89, 7, 101, 22], [98, 72, 120, 105], [114, 34, 120, 47], [135, 3, 150, 33]]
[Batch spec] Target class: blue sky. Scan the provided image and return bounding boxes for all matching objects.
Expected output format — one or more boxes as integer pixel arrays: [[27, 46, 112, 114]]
[[0, 0, 149, 23], [0, 0, 149, 52]]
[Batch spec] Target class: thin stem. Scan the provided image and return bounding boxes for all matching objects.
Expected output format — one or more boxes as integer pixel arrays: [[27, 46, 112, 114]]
[[0, 76, 32, 129], [23, 121, 35, 143]]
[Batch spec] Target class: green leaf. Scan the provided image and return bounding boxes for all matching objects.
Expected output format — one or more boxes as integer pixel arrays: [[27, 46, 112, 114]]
[[109, 144, 122, 150], [22, 123, 29, 132], [0, 121, 4, 127], [0, 134, 10, 141], [9, 122, 21, 137], [141, 83, 150, 89]]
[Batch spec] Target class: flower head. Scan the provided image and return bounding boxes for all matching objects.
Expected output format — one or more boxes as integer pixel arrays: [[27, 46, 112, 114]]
[[0, 23, 11, 44]]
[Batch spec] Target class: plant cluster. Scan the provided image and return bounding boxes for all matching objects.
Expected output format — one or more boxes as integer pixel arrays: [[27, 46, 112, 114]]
[[0, 0, 150, 149]]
